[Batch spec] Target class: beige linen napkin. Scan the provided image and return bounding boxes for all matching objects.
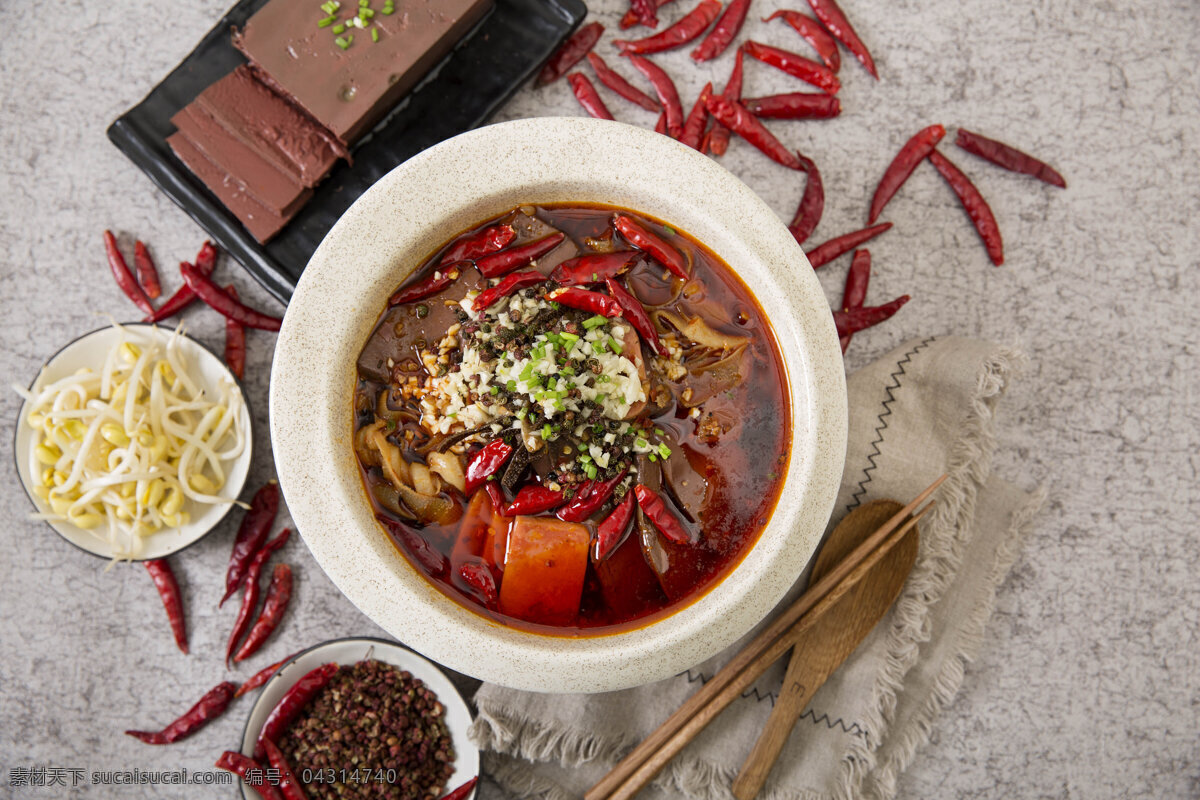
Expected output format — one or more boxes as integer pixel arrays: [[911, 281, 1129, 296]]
[[470, 336, 1045, 800]]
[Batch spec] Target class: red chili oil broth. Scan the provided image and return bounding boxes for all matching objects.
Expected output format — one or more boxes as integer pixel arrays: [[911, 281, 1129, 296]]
[[354, 203, 791, 636]]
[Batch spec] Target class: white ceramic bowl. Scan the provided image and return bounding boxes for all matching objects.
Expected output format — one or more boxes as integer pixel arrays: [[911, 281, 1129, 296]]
[[239, 638, 477, 800], [271, 118, 846, 693], [13, 323, 253, 560]]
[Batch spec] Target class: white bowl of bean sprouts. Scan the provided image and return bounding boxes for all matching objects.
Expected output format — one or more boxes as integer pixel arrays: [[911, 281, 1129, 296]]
[[12, 322, 253, 561]]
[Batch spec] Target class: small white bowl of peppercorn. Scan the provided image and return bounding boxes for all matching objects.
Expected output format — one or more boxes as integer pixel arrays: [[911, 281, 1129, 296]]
[[239, 638, 478, 800], [271, 117, 847, 693]]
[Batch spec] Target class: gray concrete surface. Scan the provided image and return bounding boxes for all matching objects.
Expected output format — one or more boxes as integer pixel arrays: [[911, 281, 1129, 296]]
[[1, 0, 1196, 797]]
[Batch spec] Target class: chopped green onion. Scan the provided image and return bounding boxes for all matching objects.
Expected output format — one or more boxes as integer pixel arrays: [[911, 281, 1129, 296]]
[[380, 3, 393, 12], [583, 315, 608, 330], [333, 23, 346, 33], [585, 463, 598, 479], [658, 443, 672, 459], [359, 7, 375, 18], [334, 34, 351, 48], [663, 224, 676, 235], [655, 429, 665, 436], [596, 393, 607, 403], [358, 0, 368, 6], [371, 26, 379, 41], [320, 0, 340, 13], [554, 400, 565, 410], [560, 332, 579, 345], [608, 336, 622, 354], [579, 453, 592, 464], [592, 272, 599, 282], [516, 409, 527, 420], [561, 365, 576, 376], [490, 385, 499, 395], [542, 424, 553, 439], [506, 380, 517, 391], [635, 437, 649, 449], [648, 454, 658, 462], [318, 14, 338, 27]]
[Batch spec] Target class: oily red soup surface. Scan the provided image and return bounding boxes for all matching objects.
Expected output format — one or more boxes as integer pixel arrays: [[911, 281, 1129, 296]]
[[354, 204, 790, 636]]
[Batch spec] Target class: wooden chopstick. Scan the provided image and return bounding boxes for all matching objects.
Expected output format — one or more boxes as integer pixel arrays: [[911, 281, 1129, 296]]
[[584, 474, 947, 800]]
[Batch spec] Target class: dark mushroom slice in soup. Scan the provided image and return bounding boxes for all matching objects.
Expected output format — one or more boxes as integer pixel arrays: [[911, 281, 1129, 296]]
[[353, 203, 790, 635]]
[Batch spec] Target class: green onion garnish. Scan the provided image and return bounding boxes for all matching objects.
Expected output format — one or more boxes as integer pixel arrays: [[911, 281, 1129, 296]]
[[320, 0, 340, 13], [542, 424, 553, 439], [561, 365, 576, 376], [334, 34, 351, 48], [583, 315, 608, 330], [318, 14, 338, 27], [658, 443, 672, 459], [333, 23, 346, 33], [585, 463, 598, 479], [359, 7, 375, 19], [560, 332, 579, 344], [507, 380, 517, 391], [663, 224, 676, 235], [490, 385, 499, 395], [608, 336, 622, 354], [371, 26, 379, 41], [635, 437, 649, 449]]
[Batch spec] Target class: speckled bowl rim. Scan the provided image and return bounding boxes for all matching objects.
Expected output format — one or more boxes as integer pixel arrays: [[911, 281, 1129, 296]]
[[270, 117, 846, 694]]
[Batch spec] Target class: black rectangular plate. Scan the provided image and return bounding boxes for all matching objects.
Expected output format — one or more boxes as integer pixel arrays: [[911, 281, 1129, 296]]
[[108, 0, 586, 305]]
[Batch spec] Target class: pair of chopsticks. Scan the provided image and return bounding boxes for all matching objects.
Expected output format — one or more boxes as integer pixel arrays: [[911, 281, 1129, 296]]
[[584, 474, 947, 800]]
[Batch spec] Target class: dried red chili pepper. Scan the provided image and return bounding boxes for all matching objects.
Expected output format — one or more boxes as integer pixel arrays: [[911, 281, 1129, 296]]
[[707, 47, 744, 156], [615, 0, 722, 55], [235, 651, 302, 698], [679, 82, 713, 150], [216, 751, 285, 800], [629, 0, 660, 28], [551, 251, 640, 286], [181, 263, 283, 331], [255, 662, 339, 760], [605, 277, 666, 356], [586, 52, 660, 112], [833, 295, 910, 338], [103, 230, 154, 315], [380, 518, 449, 576], [558, 468, 629, 523], [144, 241, 217, 323], [692, 0, 750, 61], [839, 249, 871, 353], [869, 124, 945, 223], [743, 40, 841, 95], [221, 481, 280, 607], [472, 270, 546, 312], [762, 9, 840, 71], [805, 222, 893, 268], [742, 92, 841, 120], [788, 153, 824, 246], [634, 484, 692, 543], [628, 55, 684, 138], [227, 528, 292, 665], [955, 129, 1066, 189], [441, 777, 479, 800], [654, 111, 667, 135], [389, 263, 463, 306], [621, 0, 676, 28], [133, 240, 162, 299], [439, 223, 516, 267], [927, 149, 1004, 266], [568, 72, 615, 120], [705, 95, 803, 170], [464, 440, 514, 496], [261, 737, 310, 800], [234, 563, 293, 663], [144, 559, 188, 654], [223, 284, 247, 380], [458, 559, 499, 607], [594, 492, 636, 561], [546, 286, 625, 318], [539, 21, 604, 84], [613, 213, 689, 279], [476, 233, 566, 279], [125, 681, 237, 744], [807, 0, 877, 78], [484, 481, 507, 517], [504, 484, 567, 516]]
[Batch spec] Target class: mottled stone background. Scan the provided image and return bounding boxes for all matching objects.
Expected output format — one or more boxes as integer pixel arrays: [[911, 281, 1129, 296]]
[[0, 0, 1196, 798]]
